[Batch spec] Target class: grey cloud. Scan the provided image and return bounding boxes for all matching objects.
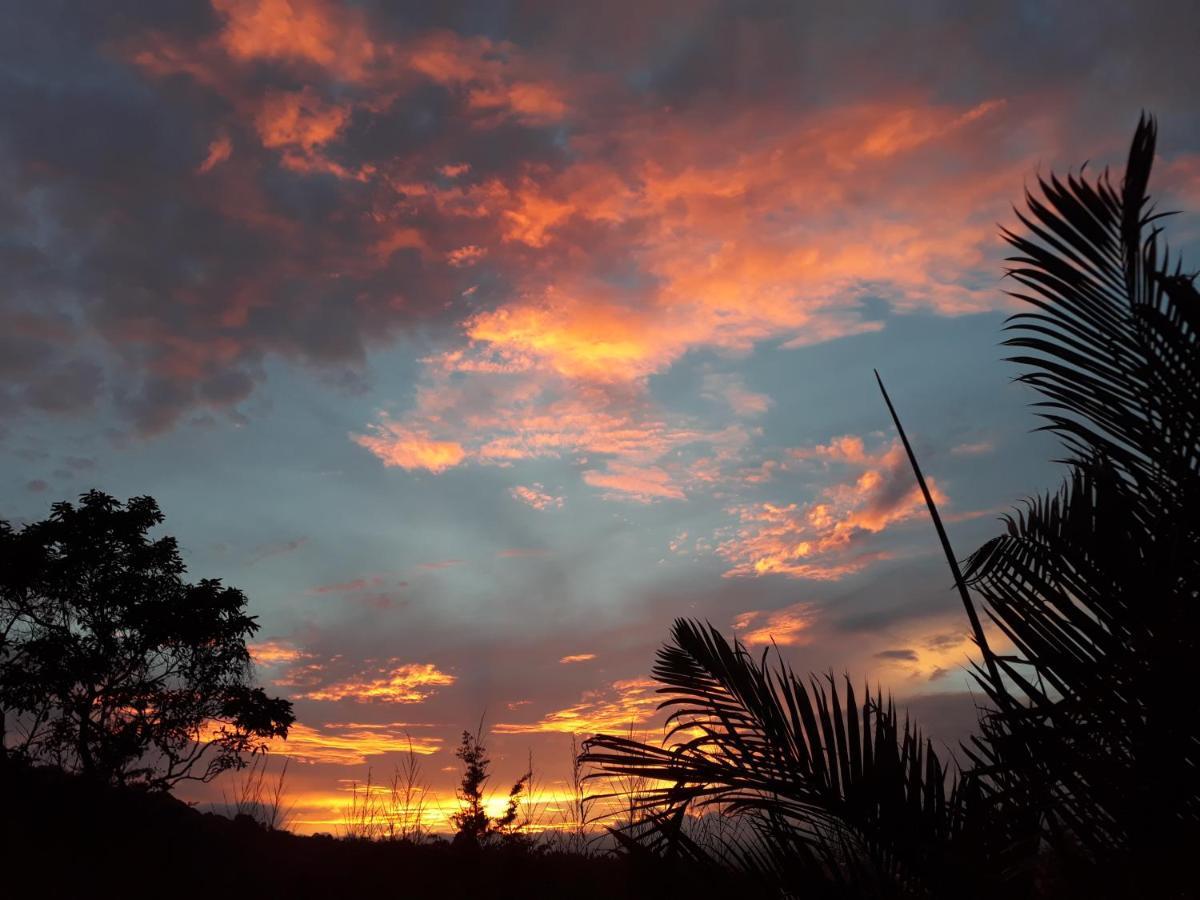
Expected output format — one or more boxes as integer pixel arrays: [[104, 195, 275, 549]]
[[875, 648, 919, 661]]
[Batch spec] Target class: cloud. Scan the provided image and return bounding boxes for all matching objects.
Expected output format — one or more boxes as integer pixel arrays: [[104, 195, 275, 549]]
[[582, 461, 686, 503], [5, 0, 1196, 442], [732, 604, 814, 646], [700, 373, 772, 418], [950, 440, 994, 456], [268, 722, 442, 766], [253, 86, 358, 177], [196, 133, 232, 174], [353, 422, 467, 473], [717, 436, 941, 579], [446, 244, 487, 267], [558, 653, 596, 664], [875, 648, 919, 661], [284, 661, 457, 703], [494, 677, 660, 735], [210, 0, 376, 81], [509, 483, 564, 510], [248, 639, 309, 666], [497, 547, 552, 558], [347, 89, 1024, 523]]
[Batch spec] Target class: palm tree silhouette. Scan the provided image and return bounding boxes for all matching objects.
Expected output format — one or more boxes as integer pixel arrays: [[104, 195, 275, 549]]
[[582, 116, 1199, 898]]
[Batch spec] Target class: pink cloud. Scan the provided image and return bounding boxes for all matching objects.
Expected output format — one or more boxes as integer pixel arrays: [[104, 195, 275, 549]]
[[582, 461, 686, 503], [509, 483, 564, 510]]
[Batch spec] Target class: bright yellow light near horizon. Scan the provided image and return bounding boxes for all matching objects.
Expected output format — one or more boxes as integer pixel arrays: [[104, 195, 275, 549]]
[[282, 778, 685, 837]]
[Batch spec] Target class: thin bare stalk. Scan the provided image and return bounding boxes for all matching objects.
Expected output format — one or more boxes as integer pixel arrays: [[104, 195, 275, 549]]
[[874, 369, 1001, 686]]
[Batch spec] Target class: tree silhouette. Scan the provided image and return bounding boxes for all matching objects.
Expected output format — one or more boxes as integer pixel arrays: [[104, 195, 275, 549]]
[[452, 729, 493, 843], [450, 726, 532, 847], [0, 490, 294, 789]]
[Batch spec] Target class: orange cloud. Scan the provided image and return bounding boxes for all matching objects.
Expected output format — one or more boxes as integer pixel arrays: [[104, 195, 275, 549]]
[[446, 244, 487, 267], [268, 722, 441, 765], [196, 133, 232, 173], [253, 88, 348, 150], [558, 653, 596, 664], [467, 80, 567, 123], [353, 95, 1014, 521], [871, 627, 992, 683], [732, 604, 814, 646], [251, 86, 364, 178], [792, 434, 870, 465], [211, 0, 375, 81], [355, 370, 736, 478], [509, 483, 564, 510], [718, 437, 941, 579], [352, 421, 466, 473], [248, 639, 308, 666], [289, 662, 457, 703], [494, 678, 661, 735], [406, 31, 568, 125]]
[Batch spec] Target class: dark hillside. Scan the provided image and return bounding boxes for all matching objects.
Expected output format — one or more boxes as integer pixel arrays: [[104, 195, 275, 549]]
[[0, 759, 761, 900]]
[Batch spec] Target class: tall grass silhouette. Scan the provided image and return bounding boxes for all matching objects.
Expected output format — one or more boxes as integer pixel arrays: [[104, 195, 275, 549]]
[[582, 115, 1199, 898]]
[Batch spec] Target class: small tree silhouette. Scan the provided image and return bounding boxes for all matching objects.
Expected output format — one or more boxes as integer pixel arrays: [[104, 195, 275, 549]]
[[451, 729, 492, 843], [0, 491, 294, 789], [450, 725, 532, 847]]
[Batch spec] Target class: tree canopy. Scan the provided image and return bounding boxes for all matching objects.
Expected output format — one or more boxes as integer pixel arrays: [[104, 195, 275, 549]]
[[0, 490, 294, 789]]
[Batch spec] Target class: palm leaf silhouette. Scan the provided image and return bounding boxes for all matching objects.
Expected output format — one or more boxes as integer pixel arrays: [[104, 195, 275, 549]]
[[583, 116, 1198, 898], [962, 114, 1200, 885], [582, 620, 1004, 897]]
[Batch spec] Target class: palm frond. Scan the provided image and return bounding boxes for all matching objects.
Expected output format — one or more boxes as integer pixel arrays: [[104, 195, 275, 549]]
[[965, 114, 1200, 881], [999, 115, 1198, 501], [582, 620, 1006, 897]]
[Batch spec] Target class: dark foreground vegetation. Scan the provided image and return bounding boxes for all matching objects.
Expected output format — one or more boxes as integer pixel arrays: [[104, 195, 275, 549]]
[[0, 757, 762, 900], [2, 116, 1197, 899]]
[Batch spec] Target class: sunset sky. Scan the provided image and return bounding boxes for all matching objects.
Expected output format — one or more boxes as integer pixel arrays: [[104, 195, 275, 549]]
[[3, 0, 1200, 832]]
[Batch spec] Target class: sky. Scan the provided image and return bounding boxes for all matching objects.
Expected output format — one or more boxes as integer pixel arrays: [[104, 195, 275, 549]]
[[3, 0, 1200, 833]]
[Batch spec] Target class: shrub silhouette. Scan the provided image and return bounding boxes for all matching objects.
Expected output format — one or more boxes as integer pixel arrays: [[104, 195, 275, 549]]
[[583, 115, 1198, 898], [0, 490, 294, 789]]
